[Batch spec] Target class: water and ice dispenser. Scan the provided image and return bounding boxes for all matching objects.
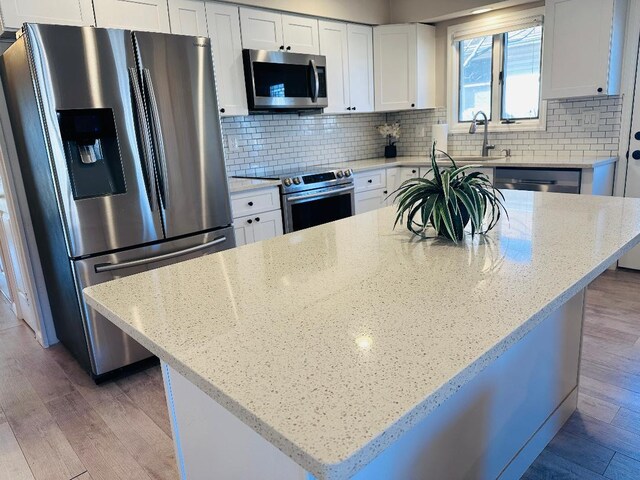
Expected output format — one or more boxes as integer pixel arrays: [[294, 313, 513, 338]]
[[57, 108, 126, 200]]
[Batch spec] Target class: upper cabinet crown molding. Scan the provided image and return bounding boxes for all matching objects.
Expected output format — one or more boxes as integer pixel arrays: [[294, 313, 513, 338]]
[[319, 20, 374, 114], [94, 0, 171, 33], [373, 23, 436, 112], [542, 0, 628, 99], [239, 7, 319, 54], [0, 0, 95, 34], [168, 0, 207, 36]]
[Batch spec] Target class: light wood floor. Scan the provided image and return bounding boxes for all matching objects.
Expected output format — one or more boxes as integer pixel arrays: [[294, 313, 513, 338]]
[[1, 269, 640, 479]]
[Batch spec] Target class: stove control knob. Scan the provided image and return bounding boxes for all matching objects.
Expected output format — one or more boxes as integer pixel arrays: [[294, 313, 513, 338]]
[[344, 169, 352, 177], [293, 177, 301, 185], [283, 178, 292, 187], [336, 170, 344, 178]]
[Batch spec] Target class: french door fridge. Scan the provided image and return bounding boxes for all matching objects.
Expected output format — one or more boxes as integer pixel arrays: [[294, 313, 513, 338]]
[[0, 24, 234, 378]]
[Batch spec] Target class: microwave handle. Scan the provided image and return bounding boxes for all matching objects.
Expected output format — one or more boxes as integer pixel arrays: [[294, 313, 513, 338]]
[[309, 59, 319, 103]]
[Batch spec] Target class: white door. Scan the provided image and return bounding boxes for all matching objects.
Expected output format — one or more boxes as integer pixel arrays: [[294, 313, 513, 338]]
[[542, 0, 613, 99], [319, 21, 350, 114], [168, 0, 207, 36], [347, 24, 374, 113], [252, 209, 284, 242], [239, 8, 283, 51], [620, 51, 640, 269], [374, 24, 416, 111], [355, 189, 386, 214], [282, 14, 319, 54], [206, 3, 248, 116], [233, 218, 254, 246], [0, 0, 95, 32], [94, 0, 171, 32]]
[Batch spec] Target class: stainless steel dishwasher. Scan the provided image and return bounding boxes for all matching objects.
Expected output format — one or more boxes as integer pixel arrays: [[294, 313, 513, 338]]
[[494, 168, 582, 194]]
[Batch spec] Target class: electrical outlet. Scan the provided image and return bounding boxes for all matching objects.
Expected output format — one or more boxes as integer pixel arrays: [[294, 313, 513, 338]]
[[227, 134, 240, 152], [582, 111, 601, 132]]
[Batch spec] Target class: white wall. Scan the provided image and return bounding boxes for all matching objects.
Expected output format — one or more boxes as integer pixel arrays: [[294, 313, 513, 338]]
[[390, 0, 539, 23], [219, 0, 390, 24]]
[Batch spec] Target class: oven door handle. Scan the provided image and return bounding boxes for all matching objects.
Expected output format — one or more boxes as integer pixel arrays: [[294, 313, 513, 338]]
[[286, 186, 354, 203]]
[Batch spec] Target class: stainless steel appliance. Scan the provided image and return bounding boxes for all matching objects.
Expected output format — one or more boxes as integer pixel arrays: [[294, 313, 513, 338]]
[[237, 168, 354, 232], [495, 168, 581, 194], [1, 24, 235, 379], [243, 49, 328, 112]]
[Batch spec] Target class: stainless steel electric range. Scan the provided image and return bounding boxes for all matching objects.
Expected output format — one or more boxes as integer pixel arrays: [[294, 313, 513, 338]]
[[235, 167, 355, 233]]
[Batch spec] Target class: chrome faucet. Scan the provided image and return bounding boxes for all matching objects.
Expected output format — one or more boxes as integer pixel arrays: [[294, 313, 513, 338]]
[[469, 111, 495, 157]]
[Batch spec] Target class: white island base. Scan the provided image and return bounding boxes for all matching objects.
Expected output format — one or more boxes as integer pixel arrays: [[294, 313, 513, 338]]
[[161, 289, 585, 480]]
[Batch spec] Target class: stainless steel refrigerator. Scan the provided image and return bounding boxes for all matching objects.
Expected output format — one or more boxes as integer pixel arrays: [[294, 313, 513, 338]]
[[0, 24, 235, 379]]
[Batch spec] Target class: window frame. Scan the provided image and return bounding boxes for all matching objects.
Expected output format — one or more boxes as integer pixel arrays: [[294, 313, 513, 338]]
[[447, 7, 547, 134]]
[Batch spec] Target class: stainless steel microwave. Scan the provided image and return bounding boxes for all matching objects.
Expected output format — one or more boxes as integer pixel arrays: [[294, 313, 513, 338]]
[[242, 49, 328, 112]]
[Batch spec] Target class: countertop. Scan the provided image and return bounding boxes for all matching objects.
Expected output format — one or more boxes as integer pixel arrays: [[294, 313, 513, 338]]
[[333, 155, 618, 173], [84, 190, 640, 480], [227, 177, 281, 193]]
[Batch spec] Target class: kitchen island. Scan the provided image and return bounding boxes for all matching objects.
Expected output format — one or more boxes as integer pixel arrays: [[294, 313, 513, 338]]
[[84, 191, 640, 480]]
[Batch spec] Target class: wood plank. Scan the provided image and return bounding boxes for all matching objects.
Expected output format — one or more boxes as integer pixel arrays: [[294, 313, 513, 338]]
[[580, 375, 640, 414], [0, 407, 6, 425], [581, 360, 640, 396], [583, 320, 640, 345], [563, 412, 640, 463], [0, 358, 85, 480], [521, 449, 605, 480], [546, 429, 615, 474], [578, 393, 620, 423], [612, 408, 640, 436], [604, 453, 640, 480], [90, 392, 177, 480], [0, 423, 35, 480], [0, 299, 21, 332], [115, 368, 172, 437], [46, 391, 153, 480], [71, 473, 93, 480]]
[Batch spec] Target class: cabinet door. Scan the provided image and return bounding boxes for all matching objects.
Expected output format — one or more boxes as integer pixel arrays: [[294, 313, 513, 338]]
[[385, 168, 398, 206], [374, 24, 416, 111], [355, 188, 386, 215], [239, 7, 283, 51], [542, 0, 614, 99], [319, 21, 350, 114], [252, 209, 284, 242], [282, 14, 319, 54], [234, 217, 255, 246], [347, 24, 374, 113], [0, 0, 95, 32], [206, 3, 248, 116], [168, 0, 207, 36], [94, 0, 171, 32]]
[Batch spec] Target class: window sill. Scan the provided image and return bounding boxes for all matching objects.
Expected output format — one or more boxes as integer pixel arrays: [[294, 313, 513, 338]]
[[448, 121, 547, 134]]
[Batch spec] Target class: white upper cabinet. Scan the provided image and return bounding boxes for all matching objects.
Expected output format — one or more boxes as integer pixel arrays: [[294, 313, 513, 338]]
[[542, 0, 628, 99], [240, 7, 319, 54], [319, 21, 374, 114], [374, 23, 435, 112], [240, 8, 284, 51], [347, 24, 374, 112], [281, 14, 319, 54], [168, 0, 207, 36], [206, 2, 248, 116], [0, 0, 95, 33], [94, 0, 171, 32], [319, 21, 350, 113]]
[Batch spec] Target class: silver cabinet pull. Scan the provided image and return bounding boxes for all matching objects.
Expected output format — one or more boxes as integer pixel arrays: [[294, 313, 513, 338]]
[[94, 236, 227, 273], [309, 59, 319, 103]]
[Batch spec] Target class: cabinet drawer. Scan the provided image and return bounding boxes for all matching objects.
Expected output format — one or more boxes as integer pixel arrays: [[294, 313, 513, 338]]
[[355, 188, 387, 214], [355, 169, 386, 192], [231, 187, 281, 217]]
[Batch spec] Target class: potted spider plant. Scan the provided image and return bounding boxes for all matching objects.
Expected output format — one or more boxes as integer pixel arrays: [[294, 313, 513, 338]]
[[392, 142, 507, 243]]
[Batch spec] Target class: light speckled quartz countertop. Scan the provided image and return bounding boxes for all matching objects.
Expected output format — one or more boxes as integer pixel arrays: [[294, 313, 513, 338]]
[[334, 155, 617, 173], [227, 177, 280, 193], [84, 190, 640, 480]]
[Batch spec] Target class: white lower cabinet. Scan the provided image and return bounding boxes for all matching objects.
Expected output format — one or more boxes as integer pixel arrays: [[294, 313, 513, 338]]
[[0, 0, 95, 34], [94, 0, 171, 32], [231, 187, 283, 247], [354, 168, 388, 214]]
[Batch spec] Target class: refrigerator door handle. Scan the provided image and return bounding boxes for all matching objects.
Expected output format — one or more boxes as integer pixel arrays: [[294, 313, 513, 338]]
[[142, 68, 169, 209], [128, 67, 156, 211], [94, 235, 227, 273]]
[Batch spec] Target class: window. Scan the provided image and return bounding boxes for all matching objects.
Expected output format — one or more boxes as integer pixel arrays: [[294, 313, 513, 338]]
[[448, 9, 546, 132]]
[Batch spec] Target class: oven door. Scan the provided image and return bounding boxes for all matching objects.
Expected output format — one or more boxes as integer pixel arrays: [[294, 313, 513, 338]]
[[283, 185, 354, 233], [243, 49, 328, 110]]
